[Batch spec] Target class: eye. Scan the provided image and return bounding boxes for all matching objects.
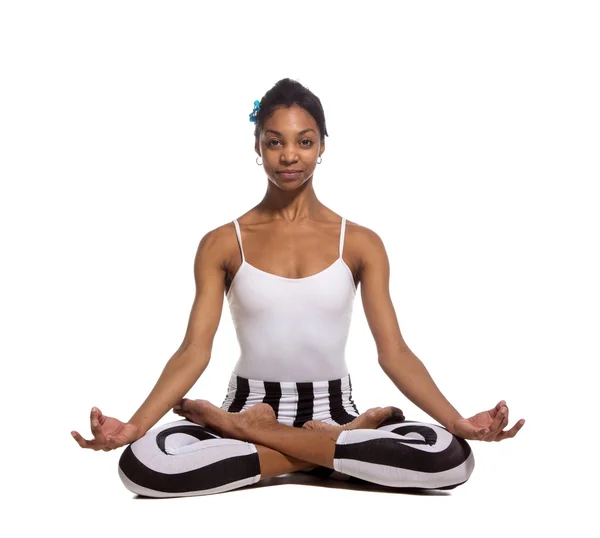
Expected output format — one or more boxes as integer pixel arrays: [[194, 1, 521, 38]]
[[267, 139, 314, 147]]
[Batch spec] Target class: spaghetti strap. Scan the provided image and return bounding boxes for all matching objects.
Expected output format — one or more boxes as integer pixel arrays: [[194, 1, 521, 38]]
[[339, 217, 347, 258], [233, 219, 245, 262]]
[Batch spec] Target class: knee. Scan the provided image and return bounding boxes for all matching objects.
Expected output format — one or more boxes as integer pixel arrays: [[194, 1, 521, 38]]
[[118, 445, 140, 494], [421, 429, 475, 489], [448, 435, 475, 486], [117, 443, 158, 497]]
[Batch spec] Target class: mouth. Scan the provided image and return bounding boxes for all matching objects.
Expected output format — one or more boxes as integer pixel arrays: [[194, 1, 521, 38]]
[[277, 170, 302, 178]]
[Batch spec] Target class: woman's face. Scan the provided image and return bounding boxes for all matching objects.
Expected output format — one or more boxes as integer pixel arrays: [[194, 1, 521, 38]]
[[256, 105, 324, 190]]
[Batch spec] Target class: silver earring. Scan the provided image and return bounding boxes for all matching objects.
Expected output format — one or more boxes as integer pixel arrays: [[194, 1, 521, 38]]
[[256, 156, 263, 165], [317, 157, 322, 164]]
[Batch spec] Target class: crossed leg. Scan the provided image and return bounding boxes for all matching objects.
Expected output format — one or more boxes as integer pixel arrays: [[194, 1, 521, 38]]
[[118, 401, 474, 497], [176, 401, 474, 489]]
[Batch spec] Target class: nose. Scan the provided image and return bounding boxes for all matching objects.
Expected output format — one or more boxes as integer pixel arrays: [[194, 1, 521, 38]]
[[281, 147, 299, 165]]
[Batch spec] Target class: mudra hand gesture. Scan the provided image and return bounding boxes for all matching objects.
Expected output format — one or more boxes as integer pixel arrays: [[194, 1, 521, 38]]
[[71, 407, 140, 451], [450, 400, 525, 442]]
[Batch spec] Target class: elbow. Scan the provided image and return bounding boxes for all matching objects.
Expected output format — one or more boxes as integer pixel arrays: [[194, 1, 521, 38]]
[[178, 344, 211, 363], [378, 347, 414, 366], [378, 348, 421, 381], [170, 347, 211, 376]]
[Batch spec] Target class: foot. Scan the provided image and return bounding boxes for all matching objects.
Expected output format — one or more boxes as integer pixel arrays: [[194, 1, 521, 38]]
[[302, 406, 404, 433], [173, 399, 279, 441]]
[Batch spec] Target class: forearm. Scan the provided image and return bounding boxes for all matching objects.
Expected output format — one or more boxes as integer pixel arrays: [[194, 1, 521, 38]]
[[379, 348, 463, 432], [128, 347, 210, 439]]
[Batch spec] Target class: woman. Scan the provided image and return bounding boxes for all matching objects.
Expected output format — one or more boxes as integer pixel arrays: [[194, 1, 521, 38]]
[[71, 78, 525, 497]]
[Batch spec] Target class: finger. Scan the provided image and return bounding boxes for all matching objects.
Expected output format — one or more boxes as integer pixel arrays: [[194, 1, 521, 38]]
[[72, 430, 103, 451], [90, 407, 107, 445], [490, 413, 509, 441], [483, 406, 507, 441], [496, 419, 526, 441], [486, 407, 505, 437], [95, 407, 107, 427], [489, 400, 506, 419], [72, 430, 93, 449], [496, 407, 509, 431], [494, 422, 521, 441], [494, 400, 508, 416], [496, 419, 524, 441]]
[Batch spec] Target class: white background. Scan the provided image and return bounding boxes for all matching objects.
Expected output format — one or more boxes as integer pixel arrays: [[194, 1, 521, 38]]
[[1, 1, 597, 536]]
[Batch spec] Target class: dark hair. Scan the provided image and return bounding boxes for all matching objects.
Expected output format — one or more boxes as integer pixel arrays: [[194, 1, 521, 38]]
[[252, 78, 329, 143]]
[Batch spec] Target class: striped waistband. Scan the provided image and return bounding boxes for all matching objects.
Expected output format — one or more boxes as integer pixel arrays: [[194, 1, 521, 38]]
[[220, 372, 361, 427]]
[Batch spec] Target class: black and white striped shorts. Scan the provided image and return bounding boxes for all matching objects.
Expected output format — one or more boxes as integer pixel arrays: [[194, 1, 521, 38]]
[[220, 372, 360, 427]]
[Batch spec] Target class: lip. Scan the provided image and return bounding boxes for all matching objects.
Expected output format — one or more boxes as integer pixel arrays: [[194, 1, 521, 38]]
[[277, 170, 302, 174], [277, 171, 302, 179]]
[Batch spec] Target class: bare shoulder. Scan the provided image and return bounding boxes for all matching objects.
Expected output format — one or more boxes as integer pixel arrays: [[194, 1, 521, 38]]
[[346, 219, 385, 247], [344, 220, 388, 282], [194, 220, 238, 269], [345, 220, 388, 273]]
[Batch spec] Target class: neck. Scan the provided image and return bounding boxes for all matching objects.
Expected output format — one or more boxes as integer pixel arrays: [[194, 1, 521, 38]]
[[257, 177, 323, 222]]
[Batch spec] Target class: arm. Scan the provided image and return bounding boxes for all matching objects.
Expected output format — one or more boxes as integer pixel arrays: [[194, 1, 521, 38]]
[[127, 227, 227, 439], [357, 227, 463, 434]]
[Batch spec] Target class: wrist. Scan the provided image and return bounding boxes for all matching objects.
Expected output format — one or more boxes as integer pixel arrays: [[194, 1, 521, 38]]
[[128, 422, 145, 442], [445, 415, 463, 435]]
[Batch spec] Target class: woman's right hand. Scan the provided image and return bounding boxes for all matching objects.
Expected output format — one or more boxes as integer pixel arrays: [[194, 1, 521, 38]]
[[71, 407, 141, 451]]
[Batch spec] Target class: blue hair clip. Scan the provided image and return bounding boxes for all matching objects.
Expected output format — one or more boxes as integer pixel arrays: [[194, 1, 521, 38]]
[[249, 99, 260, 123]]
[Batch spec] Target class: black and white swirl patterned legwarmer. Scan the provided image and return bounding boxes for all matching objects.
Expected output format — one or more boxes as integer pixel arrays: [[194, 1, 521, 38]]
[[333, 420, 475, 489], [118, 420, 261, 498], [118, 374, 474, 497]]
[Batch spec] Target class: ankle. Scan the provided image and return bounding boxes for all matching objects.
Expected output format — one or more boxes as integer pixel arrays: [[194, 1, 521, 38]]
[[240, 418, 282, 443]]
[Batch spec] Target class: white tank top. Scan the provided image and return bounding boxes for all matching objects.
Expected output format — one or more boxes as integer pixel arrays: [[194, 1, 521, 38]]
[[226, 217, 357, 382]]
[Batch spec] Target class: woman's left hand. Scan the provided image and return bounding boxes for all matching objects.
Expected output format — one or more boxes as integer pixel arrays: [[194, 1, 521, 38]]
[[449, 400, 525, 441]]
